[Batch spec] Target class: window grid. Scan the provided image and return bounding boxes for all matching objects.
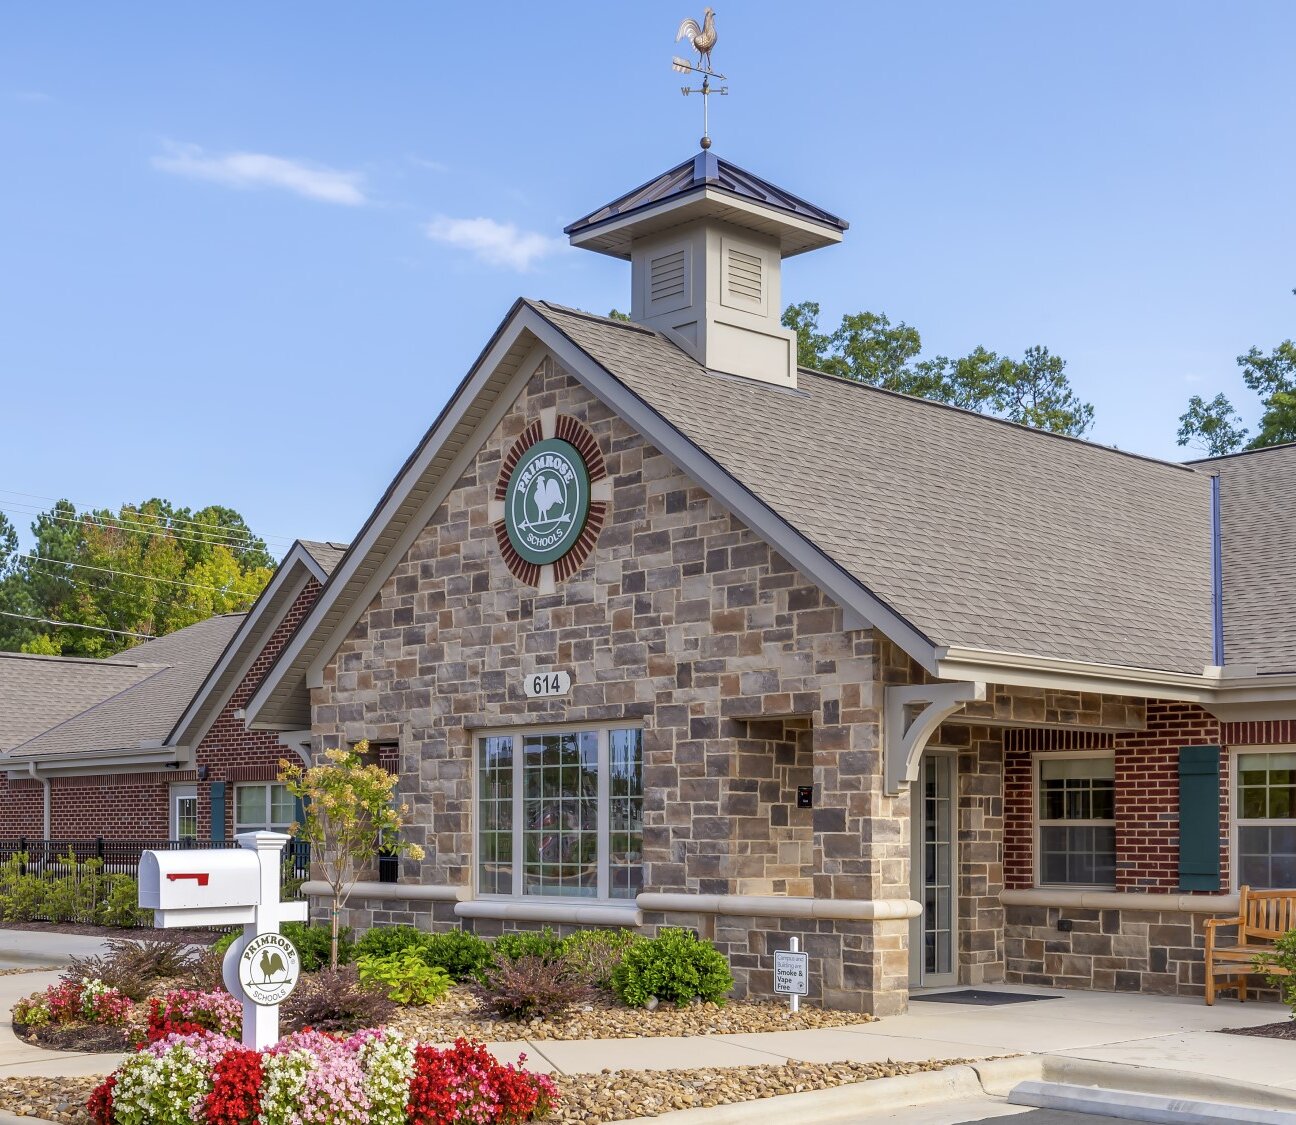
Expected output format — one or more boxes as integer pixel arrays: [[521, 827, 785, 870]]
[[478, 726, 643, 903], [1036, 754, 1117, 889], [234, 783, 295, 834], [1236, 750, 1296, 890]]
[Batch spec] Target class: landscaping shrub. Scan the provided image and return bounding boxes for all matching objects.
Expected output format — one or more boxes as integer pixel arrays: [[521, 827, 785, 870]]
[[1261, 928, 1296, 1015], [0, 853, 148, 927], [421, 930, 493, 982], [211, 921, 351, 971], [560, 929, 641, 990], [186, 946, 227, 993], [88, 1029, 555, 1125], [284, 920, 353, 971], [13, 977, 132, 1029], [100, 874, 150, 928], [355, 924, 430, 960], [139, 988, 243, 1044], [490, 928, 564, 965], [473, 953, 594, 1020], [281, 965, 395, 1033], [63, 936, 194, 1003], [357, 951, 453, 1006], [610, 927, 734, 1008]]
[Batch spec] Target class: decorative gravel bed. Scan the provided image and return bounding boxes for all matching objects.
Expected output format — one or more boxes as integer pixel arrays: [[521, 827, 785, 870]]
[[0, 1058, 979, 1124], [0, 966, 60, 976], [388, 986, 876, 1042]]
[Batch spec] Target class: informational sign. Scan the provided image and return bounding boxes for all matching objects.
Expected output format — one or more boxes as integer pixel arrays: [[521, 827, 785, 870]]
[[238, 932, 301, 1007], [796, 785, 813, 808], [774, 949, 809, 996], [523, 669, 573, 698]]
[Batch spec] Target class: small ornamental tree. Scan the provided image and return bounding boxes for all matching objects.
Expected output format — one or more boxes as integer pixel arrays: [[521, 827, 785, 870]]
[[280, 742, 424, 970]]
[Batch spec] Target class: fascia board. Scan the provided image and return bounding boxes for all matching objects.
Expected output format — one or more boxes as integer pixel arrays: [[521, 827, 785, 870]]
[[8, 745, 190, 778], [244, 313, 545, 725], [523, 309, 940, 675], [300, 340, 548, 691], [934, 646, 1218, 703], [166, 555, 316, 748]]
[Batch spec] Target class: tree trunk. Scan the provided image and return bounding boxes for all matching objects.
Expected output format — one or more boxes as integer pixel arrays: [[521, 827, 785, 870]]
[[330, 896, 341, 971]]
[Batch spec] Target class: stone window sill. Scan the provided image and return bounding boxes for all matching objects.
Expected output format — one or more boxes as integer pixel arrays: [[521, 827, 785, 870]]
[[455, 899, 643, 926]]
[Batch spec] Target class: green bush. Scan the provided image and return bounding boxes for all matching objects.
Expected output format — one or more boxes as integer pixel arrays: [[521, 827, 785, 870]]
[[491, 927, 564, 965], [473, 953, 594, 1020], [561, 928, 642, 990], [421, 930, 493, 982], [354, 924, 429, 961], [211, 922, 351, 972], [357, 950, 452, 1006], [611, 927, 734, 1008], [100, 874, 149, 928], [1261, 929, 1296, 1015]]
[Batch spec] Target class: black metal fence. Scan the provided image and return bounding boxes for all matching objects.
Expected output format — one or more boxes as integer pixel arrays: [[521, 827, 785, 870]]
[[0, 837, 310, 926]]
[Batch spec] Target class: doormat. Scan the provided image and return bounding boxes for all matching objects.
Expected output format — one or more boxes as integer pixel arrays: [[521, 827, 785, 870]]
[[911, 989, 1059, 1006]]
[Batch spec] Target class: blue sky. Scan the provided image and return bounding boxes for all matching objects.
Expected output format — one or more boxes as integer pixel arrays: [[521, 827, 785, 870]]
[[2, 2, 1294, 557]]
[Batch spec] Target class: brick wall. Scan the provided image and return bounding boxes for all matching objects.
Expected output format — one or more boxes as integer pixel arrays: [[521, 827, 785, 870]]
[[1004, 702, 1229, 892], [194, 578, 322, 839], [311, 356, 918, 1013]]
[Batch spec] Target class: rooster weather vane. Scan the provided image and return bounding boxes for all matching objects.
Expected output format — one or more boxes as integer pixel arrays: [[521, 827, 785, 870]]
[[672, 8, 728, 151]]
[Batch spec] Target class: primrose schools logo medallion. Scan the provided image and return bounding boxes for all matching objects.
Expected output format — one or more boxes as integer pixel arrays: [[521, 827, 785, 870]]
[[238, 931, 300, 1007], [504, 437, 592, 565]]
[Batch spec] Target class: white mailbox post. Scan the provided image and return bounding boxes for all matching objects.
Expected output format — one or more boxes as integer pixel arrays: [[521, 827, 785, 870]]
[[140, 830, 309, 1049]]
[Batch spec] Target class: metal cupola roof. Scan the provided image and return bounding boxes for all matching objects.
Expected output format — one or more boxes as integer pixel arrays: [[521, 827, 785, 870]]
[[564, 151, 849, 261]]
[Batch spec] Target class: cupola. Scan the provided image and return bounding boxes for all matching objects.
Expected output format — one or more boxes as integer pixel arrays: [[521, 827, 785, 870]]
[[565, 151, 848, 388]]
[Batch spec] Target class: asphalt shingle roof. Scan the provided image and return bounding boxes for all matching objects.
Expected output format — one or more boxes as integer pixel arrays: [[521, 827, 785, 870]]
[[1196, 443, 1296, 673], [299, 540, 349, 576], [8, 614, 244, 759], [532, 301, 1217, 674], [0, 653, 157, 754]]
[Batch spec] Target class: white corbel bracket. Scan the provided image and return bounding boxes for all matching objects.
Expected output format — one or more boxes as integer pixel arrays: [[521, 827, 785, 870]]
[[884, 681, 986, 795]]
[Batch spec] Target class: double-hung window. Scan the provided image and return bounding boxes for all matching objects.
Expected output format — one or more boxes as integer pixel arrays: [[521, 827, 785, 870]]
[[1037, 754, 1116, 887], [1236, 750, 1296, 889], [234, 783, 296, 834], [477, 726, 643, 901]]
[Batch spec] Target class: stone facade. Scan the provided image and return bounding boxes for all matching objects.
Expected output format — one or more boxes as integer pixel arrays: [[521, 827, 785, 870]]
[[311, 356, 918, 1013]]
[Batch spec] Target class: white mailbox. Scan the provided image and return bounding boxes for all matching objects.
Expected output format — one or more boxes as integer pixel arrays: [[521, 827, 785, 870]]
[[139, 848, 261, 927]]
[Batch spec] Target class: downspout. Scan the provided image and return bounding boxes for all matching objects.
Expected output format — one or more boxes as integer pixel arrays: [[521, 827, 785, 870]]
[[29, 762, 50, 838], [1211, 474, 1224, 667]]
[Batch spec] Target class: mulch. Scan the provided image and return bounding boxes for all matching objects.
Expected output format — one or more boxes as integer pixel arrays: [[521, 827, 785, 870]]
[[11, 1020, 131, 1053], [1220, 1021, 1296, 1040], [0, 922, 224, 943]]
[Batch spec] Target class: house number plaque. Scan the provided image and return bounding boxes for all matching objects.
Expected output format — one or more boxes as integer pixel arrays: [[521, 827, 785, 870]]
[[523, 670, 573, 699]]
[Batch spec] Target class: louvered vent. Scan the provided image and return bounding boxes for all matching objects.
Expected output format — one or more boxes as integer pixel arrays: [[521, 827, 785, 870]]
[[726, 247, 763, 305], [650, 249, 686, 304]]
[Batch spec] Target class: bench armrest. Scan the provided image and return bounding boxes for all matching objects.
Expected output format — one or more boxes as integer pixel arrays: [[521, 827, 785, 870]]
[[1203, 916, 1242, 930]]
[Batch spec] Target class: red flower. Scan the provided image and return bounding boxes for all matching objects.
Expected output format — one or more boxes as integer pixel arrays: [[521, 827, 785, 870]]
[[407, 1037, 556, 1124], [86, 1074, 115, 1125], [204, 1047, 263, 1125]]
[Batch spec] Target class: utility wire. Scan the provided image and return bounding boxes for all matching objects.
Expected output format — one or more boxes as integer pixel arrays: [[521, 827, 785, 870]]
[[0, 610, 153, 640], [0, 504, 277, 557], [20, 553, 247, 595], [0, 487, 296, 547]]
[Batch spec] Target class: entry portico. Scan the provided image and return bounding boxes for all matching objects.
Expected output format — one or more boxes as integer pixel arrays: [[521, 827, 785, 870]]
[[244, 150, 1296, 1015]]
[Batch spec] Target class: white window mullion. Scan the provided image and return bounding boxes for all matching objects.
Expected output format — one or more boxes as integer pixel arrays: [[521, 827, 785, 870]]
[[597, 729, 610, 899], [512, 734, 524, 898]]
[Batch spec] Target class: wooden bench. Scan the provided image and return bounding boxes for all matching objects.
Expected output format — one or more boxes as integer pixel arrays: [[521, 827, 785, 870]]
[[1203, 885, 1296, 1004]]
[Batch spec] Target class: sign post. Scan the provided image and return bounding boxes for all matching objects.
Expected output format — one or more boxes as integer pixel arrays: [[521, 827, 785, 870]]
[[773, 937, 809, 1013], [140, 830, 308, 1049]]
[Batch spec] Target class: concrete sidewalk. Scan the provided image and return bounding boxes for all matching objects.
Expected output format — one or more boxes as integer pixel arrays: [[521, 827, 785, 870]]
[[0, 931, 111, 972]]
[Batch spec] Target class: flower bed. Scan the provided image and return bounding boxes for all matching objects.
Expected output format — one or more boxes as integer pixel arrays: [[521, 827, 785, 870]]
[[85, 1029, 555, 1125], [12, 978, 134, 1053]]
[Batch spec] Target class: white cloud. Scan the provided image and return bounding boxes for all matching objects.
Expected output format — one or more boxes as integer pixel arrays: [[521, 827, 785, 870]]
[[425, 215, 564, 271], [152, 142, 367, 206]]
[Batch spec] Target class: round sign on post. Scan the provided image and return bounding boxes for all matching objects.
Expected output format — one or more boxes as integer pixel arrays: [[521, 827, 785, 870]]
[[238, 932, 300, 1007], [504, 437, 591, 566]]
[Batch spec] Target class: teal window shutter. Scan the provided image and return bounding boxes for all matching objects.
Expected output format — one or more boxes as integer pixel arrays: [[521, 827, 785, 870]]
[[1178, 746, 1221, 891], [210, 782, 226, 842]]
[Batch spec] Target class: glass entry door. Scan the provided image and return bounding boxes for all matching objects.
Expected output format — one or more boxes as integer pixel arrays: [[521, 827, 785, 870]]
[[909, 752, 957, 988]]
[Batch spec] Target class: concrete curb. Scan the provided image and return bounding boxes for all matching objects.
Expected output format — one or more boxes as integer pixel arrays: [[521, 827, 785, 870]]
[[1010, 1080, 1296, 1124], [1037, 1056, 1296, 1112], [616, 1064, 987, 1124]]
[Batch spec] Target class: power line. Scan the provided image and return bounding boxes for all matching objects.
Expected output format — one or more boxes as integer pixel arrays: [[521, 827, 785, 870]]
[[0, 487, 296, 547], [0, 610, 153, 640], [0, 504, 277, 557], [20, 553, 246, 595]]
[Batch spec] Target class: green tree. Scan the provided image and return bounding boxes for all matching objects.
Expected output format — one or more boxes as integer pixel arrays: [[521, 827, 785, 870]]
[[279, 743, 425, 969], [0, 497, 275, 656], [1177, 289, 1296, 455], [782, 301, 1094, 436], [1176, 393, 1249, 456]]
